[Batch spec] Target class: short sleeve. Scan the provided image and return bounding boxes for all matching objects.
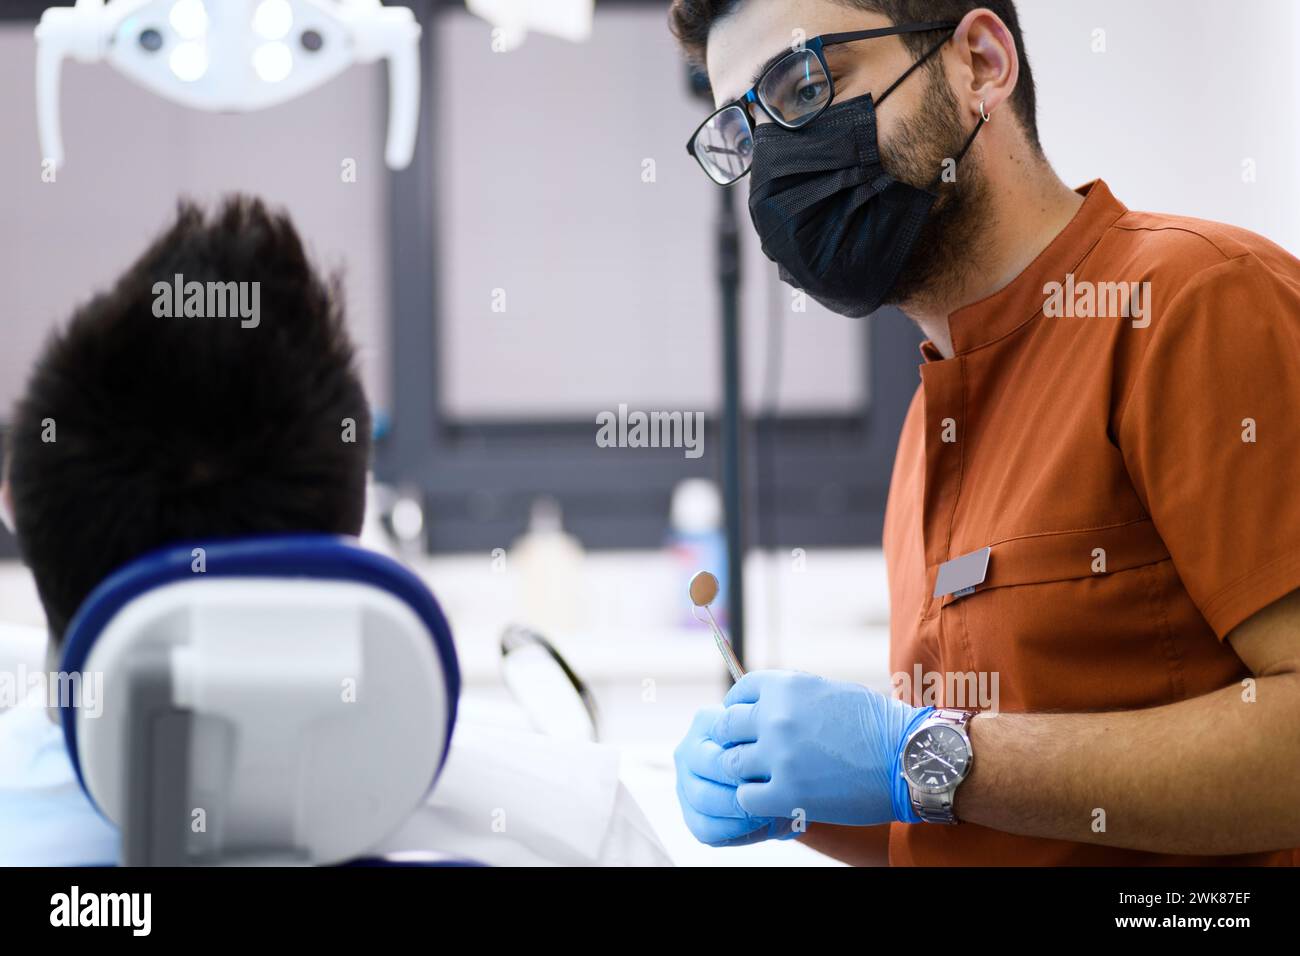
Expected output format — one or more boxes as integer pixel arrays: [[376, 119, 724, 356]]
[[1118, 252, 1300, 639]]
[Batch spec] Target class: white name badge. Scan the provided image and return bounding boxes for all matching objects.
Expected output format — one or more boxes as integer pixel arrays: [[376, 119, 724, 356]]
[[933, 546, 991, 600]]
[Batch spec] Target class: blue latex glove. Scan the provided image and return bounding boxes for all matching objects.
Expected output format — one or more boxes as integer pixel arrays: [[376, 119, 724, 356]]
[[674, 706, 800, 846], [711, 670, 933, 826]]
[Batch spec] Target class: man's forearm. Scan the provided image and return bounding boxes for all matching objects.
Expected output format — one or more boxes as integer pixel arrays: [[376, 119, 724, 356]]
[[953, 673, 1300, 854]]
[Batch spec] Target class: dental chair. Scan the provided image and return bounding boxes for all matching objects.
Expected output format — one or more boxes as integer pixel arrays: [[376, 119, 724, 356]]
[[56, 535, 460, 866]]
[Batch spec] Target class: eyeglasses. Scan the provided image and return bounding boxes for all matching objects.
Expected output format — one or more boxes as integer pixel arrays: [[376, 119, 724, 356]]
[[685, 21, 957, 186]]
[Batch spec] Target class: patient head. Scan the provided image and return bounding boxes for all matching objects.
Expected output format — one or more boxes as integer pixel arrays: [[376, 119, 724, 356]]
[[3, 196, 371, 641]]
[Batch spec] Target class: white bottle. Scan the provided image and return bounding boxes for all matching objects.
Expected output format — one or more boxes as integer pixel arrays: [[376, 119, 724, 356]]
[[512, 496, 585, 638]]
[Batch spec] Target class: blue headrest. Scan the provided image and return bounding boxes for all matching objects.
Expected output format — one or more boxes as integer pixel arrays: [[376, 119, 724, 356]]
[[58, 534, 461, 804]]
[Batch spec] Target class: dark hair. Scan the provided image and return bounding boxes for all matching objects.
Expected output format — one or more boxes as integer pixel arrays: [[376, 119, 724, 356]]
[[6, 196, 371, 640], [669, 0, 1041, 150]]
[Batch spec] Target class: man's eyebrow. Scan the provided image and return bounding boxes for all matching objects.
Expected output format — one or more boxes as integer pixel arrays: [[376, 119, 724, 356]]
[[714, 39, 805, 106], [744, 43, 800, 93]]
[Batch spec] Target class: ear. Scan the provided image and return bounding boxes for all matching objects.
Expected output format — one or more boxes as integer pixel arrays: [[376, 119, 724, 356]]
[[45, 638, 62, 721], [0, 478, 14, 535], [950, 8, 1019, 120]]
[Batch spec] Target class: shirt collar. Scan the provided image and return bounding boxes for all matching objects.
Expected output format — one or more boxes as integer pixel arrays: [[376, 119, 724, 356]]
[[918, 179, 1128, 362]]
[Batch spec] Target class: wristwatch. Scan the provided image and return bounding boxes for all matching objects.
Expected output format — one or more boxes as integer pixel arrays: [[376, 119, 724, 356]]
[[900, 708, 975, 824]]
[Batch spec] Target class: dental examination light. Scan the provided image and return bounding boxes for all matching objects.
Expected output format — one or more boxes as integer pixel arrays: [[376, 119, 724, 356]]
[[465, 0, 593, 52], [35, 0, 422, 170]]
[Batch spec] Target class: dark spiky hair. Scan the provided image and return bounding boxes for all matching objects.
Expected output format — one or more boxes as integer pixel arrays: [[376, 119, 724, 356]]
[[7, 196, 371, 639]]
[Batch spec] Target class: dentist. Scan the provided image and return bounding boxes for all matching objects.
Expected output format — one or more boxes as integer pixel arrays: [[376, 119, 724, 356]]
[[670, 0, 1300, 866]]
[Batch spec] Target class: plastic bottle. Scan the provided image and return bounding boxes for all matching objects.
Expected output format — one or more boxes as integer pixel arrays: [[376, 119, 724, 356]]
[[512, 496, 585, 638], [667, 478, 727, 627]]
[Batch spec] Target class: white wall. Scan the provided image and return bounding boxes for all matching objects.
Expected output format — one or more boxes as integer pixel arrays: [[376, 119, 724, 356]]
[[0, 25, 392, 417], [434, 6, 867, 421], [1021, 0, 1300, 254]]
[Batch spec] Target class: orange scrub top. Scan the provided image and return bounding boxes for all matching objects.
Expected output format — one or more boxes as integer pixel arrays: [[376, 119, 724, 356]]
[[883, 180, 1300, 865]]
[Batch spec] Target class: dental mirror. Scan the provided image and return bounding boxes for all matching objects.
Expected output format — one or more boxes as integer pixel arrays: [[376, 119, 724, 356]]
[[689, 569, 719, 606], [688, 570, 745, 683]]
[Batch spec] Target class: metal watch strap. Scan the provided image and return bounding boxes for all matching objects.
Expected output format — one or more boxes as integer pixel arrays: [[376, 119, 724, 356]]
[[909, 709, 974, 825]]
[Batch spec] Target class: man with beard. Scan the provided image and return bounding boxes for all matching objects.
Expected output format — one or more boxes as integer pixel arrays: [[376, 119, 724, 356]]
[[670, 0, 1300, 866]]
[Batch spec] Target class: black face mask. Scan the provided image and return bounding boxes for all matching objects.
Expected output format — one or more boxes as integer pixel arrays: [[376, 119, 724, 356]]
[[747, 46, 985, 317]]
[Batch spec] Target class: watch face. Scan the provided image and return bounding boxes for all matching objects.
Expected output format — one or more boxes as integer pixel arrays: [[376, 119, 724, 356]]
[[903, 723, 971, 792]]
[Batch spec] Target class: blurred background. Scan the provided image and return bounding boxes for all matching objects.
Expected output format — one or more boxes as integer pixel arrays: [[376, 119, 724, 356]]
[[1, 0, 1298, 863]]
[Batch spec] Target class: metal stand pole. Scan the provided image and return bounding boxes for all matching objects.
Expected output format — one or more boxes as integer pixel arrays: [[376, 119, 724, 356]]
[[716, 185, 745, 668]]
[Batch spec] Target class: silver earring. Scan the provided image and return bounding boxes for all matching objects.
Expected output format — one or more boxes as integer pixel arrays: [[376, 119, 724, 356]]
[[979, 100, 991, 122]]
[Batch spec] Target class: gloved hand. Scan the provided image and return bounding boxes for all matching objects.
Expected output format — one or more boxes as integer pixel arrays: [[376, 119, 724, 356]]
[[710, 670, 933, 826], [674, 706, 800, 846]]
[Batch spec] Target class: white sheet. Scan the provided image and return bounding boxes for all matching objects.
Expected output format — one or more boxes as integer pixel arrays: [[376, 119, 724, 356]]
[[0, 682, 672, 866], [0, 622, 47, 715], [375, 720, 672, 866]]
